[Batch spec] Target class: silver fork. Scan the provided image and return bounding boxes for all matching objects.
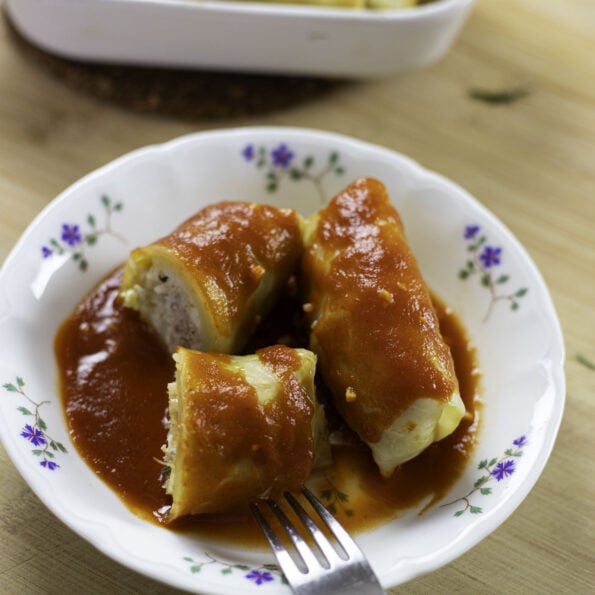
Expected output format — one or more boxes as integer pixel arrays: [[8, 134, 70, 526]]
[[250, 487, 385, 595]]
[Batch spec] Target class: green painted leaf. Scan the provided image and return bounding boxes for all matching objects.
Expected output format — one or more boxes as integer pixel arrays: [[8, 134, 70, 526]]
[[478, 459, 488, 469], [515, 287, 528, 297], [221, 568, 232, 575], [38, 418, 47, 431], [45, 451, 55, 459], [114, 203, 123, 211], [480, 487, 492, 495], [17, 407, 32, 415], [474, 476, 487, 488], [17, 377, 25, 388], [87, 214, 96, 228], [101, 195, 110, 208], [190, 565, 202, 574], [289, 169, 302, 181], [320, 489, 332, 501], [235, 564, 250, 570], [505, 448, 513, 456], [86, 235, 97, 246], [329, 151, 339, 164], [32, 450, 43, 456], [79, 259, 89, 272], [470, 506, 483, 514], [266, 183, 277, 193], [496, 274, 510, 284], [488, 458, 497, 466], [338, 491, 349, 502], [3, 383, 17, 392], [511, 301, 519, 311], [183, 556, 194, 562], [335, 166, 345, 175], [304, 156, 314, 169], [481, 274, 490, 288], [454, 510, 465, 517], [459, 270, 469, 280]]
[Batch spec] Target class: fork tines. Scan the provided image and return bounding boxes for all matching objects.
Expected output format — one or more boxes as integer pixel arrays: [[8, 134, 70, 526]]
[[250, 488, 385, 595]]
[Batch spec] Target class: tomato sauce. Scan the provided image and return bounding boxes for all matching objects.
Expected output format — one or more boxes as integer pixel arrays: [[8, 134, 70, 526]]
[[55, 267, 480, 547]]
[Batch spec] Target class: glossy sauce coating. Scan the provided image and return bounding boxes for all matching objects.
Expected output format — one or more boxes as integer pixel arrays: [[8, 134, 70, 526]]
[[167, 345, 314, 517], [302, 177, 460, 443], [55, 267, 479, 544], [152, 202, 303, 325]]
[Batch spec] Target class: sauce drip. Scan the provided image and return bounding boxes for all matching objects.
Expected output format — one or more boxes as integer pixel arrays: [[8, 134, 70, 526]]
[[55, 267, 480, 546]]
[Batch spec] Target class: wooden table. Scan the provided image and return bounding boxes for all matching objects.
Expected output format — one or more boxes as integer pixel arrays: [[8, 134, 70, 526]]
[[0, 0, 593, 592]]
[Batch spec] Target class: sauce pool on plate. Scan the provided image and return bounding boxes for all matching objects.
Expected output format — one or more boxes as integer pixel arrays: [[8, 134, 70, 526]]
[[55, 267, 480, 546]]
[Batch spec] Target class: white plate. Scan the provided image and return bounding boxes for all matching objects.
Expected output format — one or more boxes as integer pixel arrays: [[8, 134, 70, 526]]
[[6, 0, 475, 78], [0, 127, 565, 593]]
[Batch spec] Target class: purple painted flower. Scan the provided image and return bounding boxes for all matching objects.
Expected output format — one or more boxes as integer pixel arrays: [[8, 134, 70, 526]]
[[465, 225, 480, 239], [479, 245, 502, 268], [242, 144, 255, 161], [491, 459, 515, 481], [21, 424, 46, 446], [513, 435, 527, 447], [270, 143, 294, 168], [61, 224, 82, 247], [245, 570, 274, 585], [41, 246, 53, 258], [40, 460, 59, 471]]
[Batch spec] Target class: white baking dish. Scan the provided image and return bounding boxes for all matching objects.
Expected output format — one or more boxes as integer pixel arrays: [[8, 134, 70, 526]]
[[6, 0, 475, 78]]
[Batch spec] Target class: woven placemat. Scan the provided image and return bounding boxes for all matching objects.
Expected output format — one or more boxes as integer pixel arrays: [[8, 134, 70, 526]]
[[5, 12, 347, 120]]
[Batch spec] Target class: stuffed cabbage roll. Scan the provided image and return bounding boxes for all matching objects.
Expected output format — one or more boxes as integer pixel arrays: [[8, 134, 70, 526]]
[[120, 201, 303, 354], [301, 177, 465, 477], [163, 345, 329, 519]]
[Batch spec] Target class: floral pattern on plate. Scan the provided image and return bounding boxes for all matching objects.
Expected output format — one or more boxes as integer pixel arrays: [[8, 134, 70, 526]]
[[242, 142, 345, 203], [183, 554, 287, 587], [459, 225, 529, 321], [3, 377, 67, 470], [441, 435, 527, 516], [41, 194, 125, 271]]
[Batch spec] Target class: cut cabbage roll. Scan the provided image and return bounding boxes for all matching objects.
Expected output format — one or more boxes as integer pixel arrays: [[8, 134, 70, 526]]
[[120, 201, 304, 354], [163, 345, 329, 519], [301, 177, 465, 477]]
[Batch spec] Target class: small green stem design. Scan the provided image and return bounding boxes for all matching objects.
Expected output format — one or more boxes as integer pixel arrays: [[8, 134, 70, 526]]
[[42, 195, 125, 271], [459, 229, 528, 322], [441, 437, 525, 517], [317, 476, 354, 517], [245, 143, 344, 203], [3, 377, 67, 470], [183, 554, 286, 585]]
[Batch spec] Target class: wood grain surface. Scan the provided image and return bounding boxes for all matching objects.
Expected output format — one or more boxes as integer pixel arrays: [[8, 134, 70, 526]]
[[0, 0, 594, 593]]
